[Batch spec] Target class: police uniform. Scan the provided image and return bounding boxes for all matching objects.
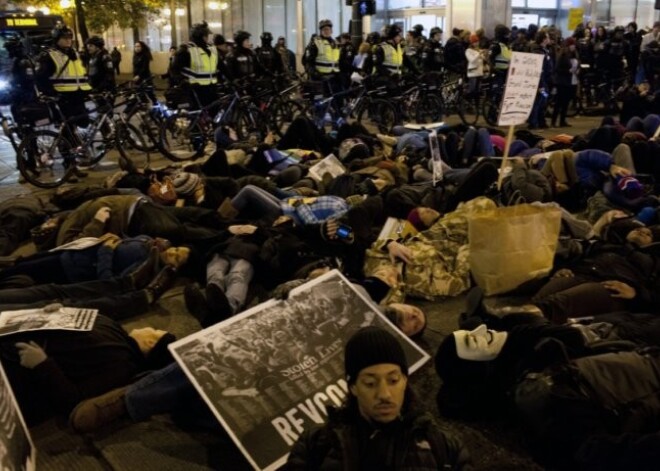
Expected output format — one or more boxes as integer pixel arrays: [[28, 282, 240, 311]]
[[172, 42, 218, 108], [225, 46, 259, 81], [36, 46, 91, 126], [422, 38, 445, 74], [255, 44, 282, 77], [87, 49, 116, 93]]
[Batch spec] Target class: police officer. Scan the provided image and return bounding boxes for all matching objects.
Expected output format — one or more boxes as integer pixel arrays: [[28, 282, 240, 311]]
[[489, 24, 512, 89], [422, 27, 445, 76], [373, 24, 407, 85], [4, 38, 36, 116], [35, 23, 91, 127], [304, 19, 341, 93], [413, 24, 427, 46], [338, 32, 355, 89], [85, 36, 115, 94], [171, 22, 218, 108], [213, 34, 231, 81], [405, 25, 426, 71], [255, 31, 282, 77], [225, 30, 259, 82]]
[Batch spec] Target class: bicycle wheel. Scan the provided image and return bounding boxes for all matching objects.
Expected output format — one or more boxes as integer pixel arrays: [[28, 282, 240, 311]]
[[356, 99, 397, 134], [116, 122, 150, 169], [482, 96, 500, 126], [269, 99, 304, 136], [125, 106, 159, 152], [457, 95, 479, 126], [234, 105, 268, 141], [415, 94, 443, 124], [17, 129, 75, 188], [159, 113, 207, 161]]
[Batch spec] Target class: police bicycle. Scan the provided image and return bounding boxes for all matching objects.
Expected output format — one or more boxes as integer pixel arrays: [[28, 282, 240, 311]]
[[16, 92, 145, 188], [159, 81, 267, 161]]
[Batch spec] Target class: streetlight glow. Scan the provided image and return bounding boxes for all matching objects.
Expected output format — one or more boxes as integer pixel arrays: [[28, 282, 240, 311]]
[[26, 6, 37, 12], [208, 1, 219, 9]]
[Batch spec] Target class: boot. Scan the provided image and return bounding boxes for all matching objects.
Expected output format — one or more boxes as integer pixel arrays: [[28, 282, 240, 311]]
[[144, 266, 177, 303], [217, 197, 239, 219], [69, 386, 128, 433]]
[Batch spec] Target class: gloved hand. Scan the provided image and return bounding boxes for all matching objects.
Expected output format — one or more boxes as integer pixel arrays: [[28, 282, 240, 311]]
[[16, 341, 48, 369]]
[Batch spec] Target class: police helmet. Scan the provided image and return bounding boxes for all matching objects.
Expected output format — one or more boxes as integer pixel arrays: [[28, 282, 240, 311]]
[[385, 24, 402, 40], [51, 23, 74, 41], [366, 31, 380, 45], [86, 36, 105, 48], [319, 19, 333, 30], [213, 34, 226, 46], [430, 27, 443, 37], [261, 32, 273, 42], [190, 22, 212, 42], [234, 30, 251, 47], [413, 24, 425, 34]]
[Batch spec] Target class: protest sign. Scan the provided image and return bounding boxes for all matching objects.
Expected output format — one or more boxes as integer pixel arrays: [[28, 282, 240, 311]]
[[498, 52, 544, 126], [0, 361, 36, 471], [0, 307, 98, 337], [169, 270, 429, 471]]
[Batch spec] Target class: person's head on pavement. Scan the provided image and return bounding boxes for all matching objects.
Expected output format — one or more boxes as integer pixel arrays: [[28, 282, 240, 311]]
[[345, 326, 409, 423]]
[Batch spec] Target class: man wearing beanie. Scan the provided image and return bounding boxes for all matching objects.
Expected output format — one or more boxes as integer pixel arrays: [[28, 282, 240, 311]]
[[285, 326, 470, 469]]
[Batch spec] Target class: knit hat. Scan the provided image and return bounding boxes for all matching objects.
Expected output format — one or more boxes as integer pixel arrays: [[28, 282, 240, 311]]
[[172, 171, 201, 197], [338, 138, 370, 162], [143, 333, 176, 370], [616, 175, 644, 199], [407, 208, 426, 231], [344, 326, 408, 384]]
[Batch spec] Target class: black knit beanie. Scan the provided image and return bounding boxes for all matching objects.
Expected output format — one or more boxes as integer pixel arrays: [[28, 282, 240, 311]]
[[344, 326, 408, 384], [144, 333, 177, 370]]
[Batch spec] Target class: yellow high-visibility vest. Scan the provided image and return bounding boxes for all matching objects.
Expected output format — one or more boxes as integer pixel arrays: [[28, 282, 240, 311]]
[[380, 42, 403, 74], [494, 43, 511, 70], [48, 49, 91, 92], [314, 37, 340, 74], [183, 44, 218, 85]]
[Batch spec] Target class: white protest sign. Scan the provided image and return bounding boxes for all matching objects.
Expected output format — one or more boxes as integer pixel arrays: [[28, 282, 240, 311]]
[[0, 361, 36, 471], [169, 270, 429, 471], [429, 130, 443, 185], [498, 52, 544, 126]]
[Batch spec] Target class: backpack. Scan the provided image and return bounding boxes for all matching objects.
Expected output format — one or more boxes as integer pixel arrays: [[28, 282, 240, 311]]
[[515, 347, 660, 467]]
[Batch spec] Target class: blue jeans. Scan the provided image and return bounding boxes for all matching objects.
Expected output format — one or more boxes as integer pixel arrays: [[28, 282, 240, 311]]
[[206, 254, 254, 314], [230, 184, 282, 220], [126, 362, 220, 430]]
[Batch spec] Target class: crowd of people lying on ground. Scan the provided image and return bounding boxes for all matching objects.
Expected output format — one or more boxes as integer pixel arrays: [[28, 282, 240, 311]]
[[3, 107, 660, 469]]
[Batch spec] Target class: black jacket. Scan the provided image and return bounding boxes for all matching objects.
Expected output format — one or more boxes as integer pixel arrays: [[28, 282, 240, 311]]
[[284, 404, 471, 470]]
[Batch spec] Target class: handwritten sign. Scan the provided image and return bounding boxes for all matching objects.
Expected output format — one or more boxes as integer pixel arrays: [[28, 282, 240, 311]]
[[568, 8, 584, 32], [498, 52, 544, 126]]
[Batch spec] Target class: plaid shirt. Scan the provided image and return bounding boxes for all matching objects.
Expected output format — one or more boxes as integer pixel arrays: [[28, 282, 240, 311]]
[[282, 196, 349, 225]]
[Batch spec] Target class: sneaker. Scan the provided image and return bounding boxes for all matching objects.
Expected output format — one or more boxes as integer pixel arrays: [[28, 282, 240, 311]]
[[69, 386, 128, 433]]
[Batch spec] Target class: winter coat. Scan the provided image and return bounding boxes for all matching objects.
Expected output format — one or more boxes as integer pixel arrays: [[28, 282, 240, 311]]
[[284, 405, 471, 470]]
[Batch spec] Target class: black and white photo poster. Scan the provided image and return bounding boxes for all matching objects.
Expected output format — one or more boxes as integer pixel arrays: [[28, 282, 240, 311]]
[[169, 270, 429, 470], [0, 361, 36, 471]]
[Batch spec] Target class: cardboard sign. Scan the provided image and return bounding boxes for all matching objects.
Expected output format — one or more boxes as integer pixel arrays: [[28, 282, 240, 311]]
[[498, 52, 544, 126], [169, 270, 429, 471]]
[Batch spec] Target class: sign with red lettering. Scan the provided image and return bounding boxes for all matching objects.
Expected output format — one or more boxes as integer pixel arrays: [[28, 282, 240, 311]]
[[169, 270, 429, 470]]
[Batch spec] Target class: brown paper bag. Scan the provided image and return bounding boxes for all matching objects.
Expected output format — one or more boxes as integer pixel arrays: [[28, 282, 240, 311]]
[[468, 204, 562, 295]]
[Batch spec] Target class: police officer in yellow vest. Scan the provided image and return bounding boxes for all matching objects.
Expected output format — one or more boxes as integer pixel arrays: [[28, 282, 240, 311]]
[[373, 24, 412, 85], [304, 19, 342, 94], [489, 24, 512, 89], [35, 23, 91, 128], [171, 22, 218, 109]]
